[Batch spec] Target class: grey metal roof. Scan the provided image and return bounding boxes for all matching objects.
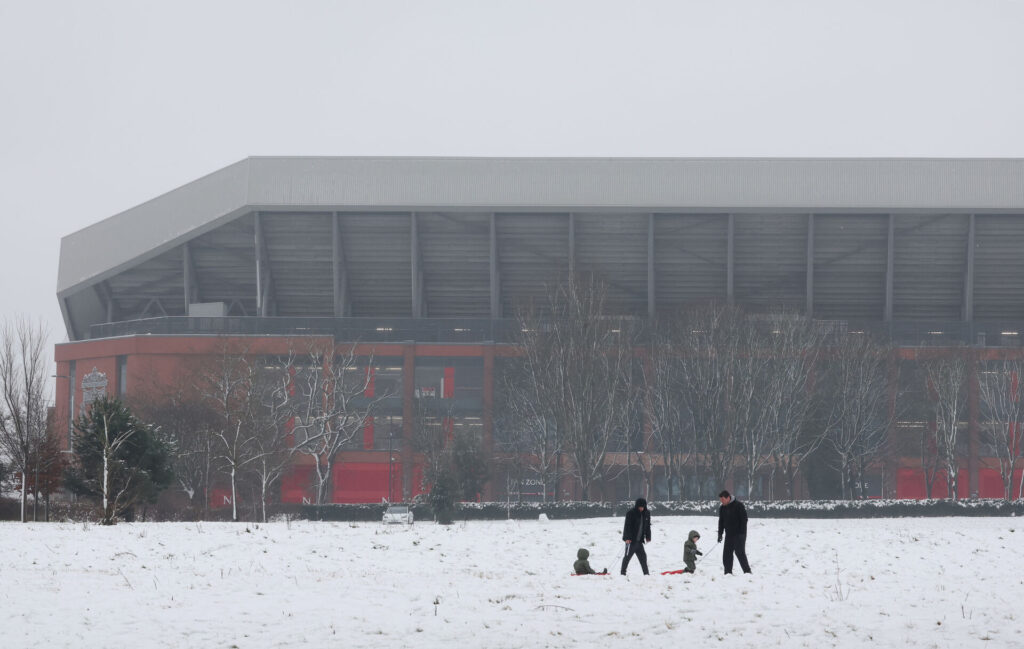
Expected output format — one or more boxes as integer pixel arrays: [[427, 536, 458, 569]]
[[57, 157, 1024, 340]]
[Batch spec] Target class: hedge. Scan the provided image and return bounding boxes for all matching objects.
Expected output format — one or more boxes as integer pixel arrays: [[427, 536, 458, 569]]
[[293, 498, 1024, 522], [4, 497, 1021, 523]]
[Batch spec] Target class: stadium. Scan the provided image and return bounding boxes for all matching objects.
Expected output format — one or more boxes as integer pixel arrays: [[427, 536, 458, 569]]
[[55, 157, 1024, 505]]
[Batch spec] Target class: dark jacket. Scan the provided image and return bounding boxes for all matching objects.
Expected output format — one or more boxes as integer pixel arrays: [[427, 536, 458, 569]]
[[622, 498, 652, 543], [574, 548, 597, 575], [718, 498, 748, 537], [683, 529, 703, 567]]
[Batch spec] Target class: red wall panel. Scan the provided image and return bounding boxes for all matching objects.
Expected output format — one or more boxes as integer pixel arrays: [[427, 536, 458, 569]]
[[280, 464, 316, 504], [896, 468, 970, 499]]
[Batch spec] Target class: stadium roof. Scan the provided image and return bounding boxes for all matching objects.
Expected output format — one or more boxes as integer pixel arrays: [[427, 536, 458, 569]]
[[58, 157, 1024, 340]]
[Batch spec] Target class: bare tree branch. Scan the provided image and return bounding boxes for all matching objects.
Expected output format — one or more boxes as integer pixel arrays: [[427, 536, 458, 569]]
[[0, 316, 50, 522]]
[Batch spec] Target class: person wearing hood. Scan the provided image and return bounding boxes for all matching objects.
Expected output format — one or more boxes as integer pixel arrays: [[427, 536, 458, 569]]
[[573, 548, 607, 575], [620, 497, 652, 575], [717, 490, 751, 575], [682, 530, 703, 573]]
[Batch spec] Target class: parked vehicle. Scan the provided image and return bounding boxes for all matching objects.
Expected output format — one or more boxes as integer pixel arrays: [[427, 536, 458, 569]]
[[382, 504, 414, 525]]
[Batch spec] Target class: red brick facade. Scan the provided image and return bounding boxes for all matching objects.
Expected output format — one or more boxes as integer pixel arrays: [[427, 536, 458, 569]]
[[54, 336, 1024, 503]]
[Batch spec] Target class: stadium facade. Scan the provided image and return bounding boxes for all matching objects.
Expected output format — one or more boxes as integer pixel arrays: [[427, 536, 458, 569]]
[[55, 157, 1024, 503]]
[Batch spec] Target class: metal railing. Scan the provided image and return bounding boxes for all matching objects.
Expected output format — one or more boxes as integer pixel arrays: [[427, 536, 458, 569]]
[[88, 316, 1024, 347], [90, 316, 522, 344]]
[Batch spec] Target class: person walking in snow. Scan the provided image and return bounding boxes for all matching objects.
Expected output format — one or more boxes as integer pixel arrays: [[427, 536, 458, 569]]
[[573, 548, 607, 575], [682, 530, 703, 573], [717, 490, 751, 575], [620, 497, 652, 575]]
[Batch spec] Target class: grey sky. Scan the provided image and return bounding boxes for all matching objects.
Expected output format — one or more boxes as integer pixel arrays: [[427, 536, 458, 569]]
[[2, 0, 1023, 356]]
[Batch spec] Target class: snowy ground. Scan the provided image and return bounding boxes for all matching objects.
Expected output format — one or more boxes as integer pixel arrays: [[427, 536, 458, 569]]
[[2, 516, 1021, 648]]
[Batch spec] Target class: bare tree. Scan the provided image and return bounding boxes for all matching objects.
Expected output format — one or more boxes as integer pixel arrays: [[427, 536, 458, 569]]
[[25, 420, 67, 521], [289, 340, 383, 509], [762, 313, 827, 500], [0, 317, 50, 522], [245, 357, 295, 522], [131, 381, 218, 518], [823, 333, 896, 499], [644, 319, 695, 501], [977, 358, 1024, 500], [513, 273, 637, 501], [198, 343, 264, 521], [675, 304, 764, 496], [922, 352, 969, 500], [495, 357, 564, 501]]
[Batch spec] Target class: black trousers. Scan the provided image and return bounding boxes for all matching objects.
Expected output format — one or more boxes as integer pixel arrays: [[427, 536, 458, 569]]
[[620, 541, 649, 575], [722, 533, 751, 574]]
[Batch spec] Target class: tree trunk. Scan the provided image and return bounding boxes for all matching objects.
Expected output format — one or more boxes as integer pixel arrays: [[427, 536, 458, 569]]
[[203, 438, 212, 520], [230, 465, 238, 522], [261, 478, 268, 523], [1003, 460, 1013, 501], [20, 471, 26, 523], [103, 446, 111, 524], [839, 459, 848, 500], [32, 466, 39, 521]]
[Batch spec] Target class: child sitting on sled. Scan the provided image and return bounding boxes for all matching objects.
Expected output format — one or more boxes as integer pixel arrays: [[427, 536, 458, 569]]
[[573, 548, 608, 575], [683, 530, 703, 573]]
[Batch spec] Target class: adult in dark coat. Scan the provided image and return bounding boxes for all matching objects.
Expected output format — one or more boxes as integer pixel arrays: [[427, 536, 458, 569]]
[[620, 497, 652, 575], [717, 490, 751, 574]]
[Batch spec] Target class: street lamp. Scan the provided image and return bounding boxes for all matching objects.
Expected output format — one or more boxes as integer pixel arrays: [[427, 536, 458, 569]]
[[387, 428, 398, 503]]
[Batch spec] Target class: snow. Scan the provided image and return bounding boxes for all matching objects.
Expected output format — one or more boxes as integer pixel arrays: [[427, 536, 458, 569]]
[[1, 516, 1021, 648]]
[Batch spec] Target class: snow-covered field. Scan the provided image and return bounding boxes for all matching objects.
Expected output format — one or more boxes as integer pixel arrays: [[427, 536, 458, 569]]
[[2, 516, 1021, 648]]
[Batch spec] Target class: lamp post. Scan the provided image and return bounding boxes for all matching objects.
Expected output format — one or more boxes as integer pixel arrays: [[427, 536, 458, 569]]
[[387, 428, 397, 503]]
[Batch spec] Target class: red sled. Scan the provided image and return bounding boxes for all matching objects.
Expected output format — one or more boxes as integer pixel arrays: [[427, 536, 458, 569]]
[[660, 569, 692, 575]]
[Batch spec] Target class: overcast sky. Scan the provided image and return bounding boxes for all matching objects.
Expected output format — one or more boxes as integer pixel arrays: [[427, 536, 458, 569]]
[[2, 0, 1023, 369]]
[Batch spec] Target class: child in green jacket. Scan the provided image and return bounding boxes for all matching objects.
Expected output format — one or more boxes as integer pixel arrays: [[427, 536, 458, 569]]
[[573, 548, 607, 575], [683, 530, 703, 573]]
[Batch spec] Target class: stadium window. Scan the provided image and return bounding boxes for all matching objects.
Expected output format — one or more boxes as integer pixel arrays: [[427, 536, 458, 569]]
[[414, 356, 483, 403]]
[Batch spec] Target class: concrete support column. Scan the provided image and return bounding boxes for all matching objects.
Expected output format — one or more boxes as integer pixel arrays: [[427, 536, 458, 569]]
[[255, 212, 264, 314], [411, 212, 423, 317], [332, 213, 349, 317], [647, 213, 655, 318], [885, 214, 895, 322], [95, 281, 115, 323], [964, 214, 975, 323], [183, 241, 198, 313], [490, 213, 501, 318], [806, 213, 814, 317], [254, 211, 274, 316], [726, 213, 735, 305], [568, 212, 576, 276]]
